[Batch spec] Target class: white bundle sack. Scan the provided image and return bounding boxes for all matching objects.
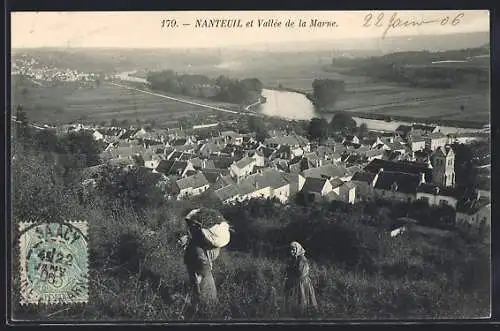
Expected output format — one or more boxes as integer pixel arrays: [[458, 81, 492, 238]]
[[201, 221, 231, 248]]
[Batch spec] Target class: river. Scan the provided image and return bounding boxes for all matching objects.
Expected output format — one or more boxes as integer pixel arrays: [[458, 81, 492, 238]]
[[259, 89, 484, 134], [116, 71, 483, 134]]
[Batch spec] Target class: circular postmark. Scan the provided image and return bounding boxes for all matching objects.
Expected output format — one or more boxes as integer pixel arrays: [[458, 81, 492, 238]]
[[19, 222, 88, 305]]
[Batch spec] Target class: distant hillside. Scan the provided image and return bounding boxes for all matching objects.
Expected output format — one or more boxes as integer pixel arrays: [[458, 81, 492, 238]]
[[232, 31, 490, 55], [355, 31, 489, 54], [330, 45, 490, 89], [11, 48, 224, 74]]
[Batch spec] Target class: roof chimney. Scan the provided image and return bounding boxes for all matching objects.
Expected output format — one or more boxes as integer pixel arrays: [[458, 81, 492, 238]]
[[433, 186, 440, 195]]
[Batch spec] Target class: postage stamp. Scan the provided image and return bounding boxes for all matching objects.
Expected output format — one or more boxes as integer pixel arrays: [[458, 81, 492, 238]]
[[18, 221, 89, 305]]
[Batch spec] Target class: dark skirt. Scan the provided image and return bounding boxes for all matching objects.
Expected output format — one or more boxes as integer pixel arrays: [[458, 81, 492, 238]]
[[198, 271, 217, 304], [186, 269, 218, 318], [285, 276, 318, 313]]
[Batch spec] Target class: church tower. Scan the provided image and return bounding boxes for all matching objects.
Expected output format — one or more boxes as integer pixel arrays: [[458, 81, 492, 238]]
[[431, 146, 455, 188]]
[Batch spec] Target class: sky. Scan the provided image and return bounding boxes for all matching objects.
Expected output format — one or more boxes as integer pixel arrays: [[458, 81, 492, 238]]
[[11, 10, 490, 49]]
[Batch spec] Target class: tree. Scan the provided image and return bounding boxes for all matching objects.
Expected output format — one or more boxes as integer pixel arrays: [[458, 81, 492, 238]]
[[330, 112, 357, 134], [12, 144, 79, 225], [58, 131, 103, 168], [15, 105, 28, 125], [120, 119, 130, 128], [307, 118, 329, 143], [452, 143, 478, 190], [147, 70, 263, 104], [247, 116, 269, 142], [14, 105, 30, 141], [240, 78, 263, 94], [31, 129, 59, 152], [96, 164, 164, 210], [312, 79, 345, 109], [358, 123, 369, 139], [132, 155, 145, 167]]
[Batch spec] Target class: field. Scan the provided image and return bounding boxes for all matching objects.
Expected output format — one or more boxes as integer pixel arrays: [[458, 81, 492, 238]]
[[335, 86, 489, 124], [11, 77, 239, 126], [211, 61, 490, 125]]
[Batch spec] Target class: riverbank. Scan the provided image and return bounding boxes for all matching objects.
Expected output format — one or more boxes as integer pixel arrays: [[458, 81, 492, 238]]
[[244, 95, 267, 111], [318, 109, 488, 130], [266, 85, 308, 95]]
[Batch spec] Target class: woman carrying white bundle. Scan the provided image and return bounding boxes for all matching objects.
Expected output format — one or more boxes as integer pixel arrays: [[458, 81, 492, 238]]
[[180, 208, 232, 317]]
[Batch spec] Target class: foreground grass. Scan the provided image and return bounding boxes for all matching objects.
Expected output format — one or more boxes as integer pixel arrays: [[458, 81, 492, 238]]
[[12, 200, 490, 321], [11, 147, 491, 321]]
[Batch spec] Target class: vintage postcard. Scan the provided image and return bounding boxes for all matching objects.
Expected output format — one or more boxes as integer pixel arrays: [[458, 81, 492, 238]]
[[9, 10, 491, 323]]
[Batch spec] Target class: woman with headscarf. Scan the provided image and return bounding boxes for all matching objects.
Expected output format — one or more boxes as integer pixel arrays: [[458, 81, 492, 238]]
[[284, 241, 318, 314]]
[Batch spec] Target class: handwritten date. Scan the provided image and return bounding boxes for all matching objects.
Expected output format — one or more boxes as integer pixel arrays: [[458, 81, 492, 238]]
[[363, 12, 465, 39]]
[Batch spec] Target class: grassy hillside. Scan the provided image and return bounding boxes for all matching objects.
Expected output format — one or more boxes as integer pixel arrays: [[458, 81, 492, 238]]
[[11, 132, 490, 321]]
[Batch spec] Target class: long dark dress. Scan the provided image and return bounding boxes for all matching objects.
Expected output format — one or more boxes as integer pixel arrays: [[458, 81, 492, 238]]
[[183, 225, 219, 316], [284, 255, 318, 313]]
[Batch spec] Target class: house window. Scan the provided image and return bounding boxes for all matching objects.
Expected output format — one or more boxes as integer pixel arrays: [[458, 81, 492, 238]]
[[420, 196, 429, 203], [440, 199, 448, 206]]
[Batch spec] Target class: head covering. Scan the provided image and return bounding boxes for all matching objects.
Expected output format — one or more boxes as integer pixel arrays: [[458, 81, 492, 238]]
[[290, 241, 306, 257]]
